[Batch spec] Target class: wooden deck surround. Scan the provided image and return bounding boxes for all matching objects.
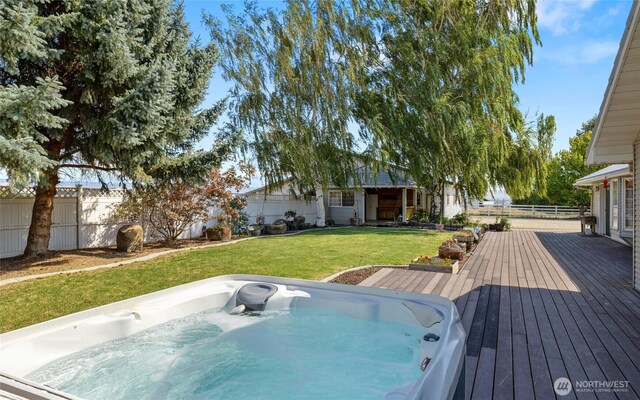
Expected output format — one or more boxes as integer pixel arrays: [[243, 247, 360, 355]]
[[360, 231, 639, 399]]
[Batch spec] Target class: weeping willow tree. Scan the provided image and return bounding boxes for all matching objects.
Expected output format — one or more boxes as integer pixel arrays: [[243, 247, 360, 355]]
[[353, 0, 555, 220], [210, 1, 373, 226], [213, 0, 554, 223]]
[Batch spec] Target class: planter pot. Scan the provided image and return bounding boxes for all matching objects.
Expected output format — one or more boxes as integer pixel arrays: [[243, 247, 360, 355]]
[[438, 248, 465, 260], [248, 226, 261, 237], [409, 258, 460, 274], [435, 223, 445, 231], [453, 233, 474, 251]]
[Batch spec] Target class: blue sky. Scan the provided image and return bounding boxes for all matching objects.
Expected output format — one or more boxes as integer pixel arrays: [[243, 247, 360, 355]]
[[184, 0, 633, 155]]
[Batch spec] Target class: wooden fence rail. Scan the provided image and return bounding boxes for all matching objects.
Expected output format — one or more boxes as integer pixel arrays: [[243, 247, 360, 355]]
[[467, 204, 589, 219]]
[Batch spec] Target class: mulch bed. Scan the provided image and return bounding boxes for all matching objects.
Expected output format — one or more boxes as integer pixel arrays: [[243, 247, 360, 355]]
[[329, 267, 384, 285], [0, 238, 226, 279]]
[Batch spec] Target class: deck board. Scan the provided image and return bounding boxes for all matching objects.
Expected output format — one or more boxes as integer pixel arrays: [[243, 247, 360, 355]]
[[361, 231, 639, 399]]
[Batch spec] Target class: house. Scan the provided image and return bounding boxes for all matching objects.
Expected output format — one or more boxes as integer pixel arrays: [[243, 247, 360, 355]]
[[574, 164, 633, 245], [585, 0, 639, 290], [244, 166, 464, 225]]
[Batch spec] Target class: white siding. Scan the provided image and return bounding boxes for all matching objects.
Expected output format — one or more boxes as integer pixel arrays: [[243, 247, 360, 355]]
[[635, 143, 639, 290], [326, 191, 363, 225], [244, 193, 318, 225]]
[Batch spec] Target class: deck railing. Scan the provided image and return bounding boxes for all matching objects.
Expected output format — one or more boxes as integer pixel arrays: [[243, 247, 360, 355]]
[[467, 204, 589, 219]]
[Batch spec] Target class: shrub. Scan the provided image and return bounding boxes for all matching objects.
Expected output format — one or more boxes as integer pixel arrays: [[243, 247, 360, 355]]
[[499, 218, 511, 231]]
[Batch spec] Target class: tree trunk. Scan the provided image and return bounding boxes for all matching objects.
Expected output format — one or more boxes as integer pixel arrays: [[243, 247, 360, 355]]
[[313, 181, 326, 227], [24, 169, 59, 256], [439, 181, 446, 224]]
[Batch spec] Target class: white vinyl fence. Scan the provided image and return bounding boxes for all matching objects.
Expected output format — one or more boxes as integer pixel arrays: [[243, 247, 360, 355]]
[[245, 193, 317, 225], [0, 186, 317, 258], [467, 204, 590, 219]]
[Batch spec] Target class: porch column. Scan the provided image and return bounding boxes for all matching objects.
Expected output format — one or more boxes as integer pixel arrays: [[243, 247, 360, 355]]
[[421, 189, 426, 209], [413, 189, 418, 209], [402, 188, 407, 222], [359, 191, 365, 224]]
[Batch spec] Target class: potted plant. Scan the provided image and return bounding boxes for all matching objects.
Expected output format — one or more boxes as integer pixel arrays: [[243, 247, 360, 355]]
[[498, 218, 511, 231], [255, 213, 266, 233], [247, 225, 261, 237], [409, 255, 460, 274]]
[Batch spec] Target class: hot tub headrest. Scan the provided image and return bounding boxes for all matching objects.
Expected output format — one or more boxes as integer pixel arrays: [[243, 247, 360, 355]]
[[236, 283, 278, 311]]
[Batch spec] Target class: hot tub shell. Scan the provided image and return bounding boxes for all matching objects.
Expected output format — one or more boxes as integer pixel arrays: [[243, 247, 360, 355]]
[[0, 275, 465, 400]]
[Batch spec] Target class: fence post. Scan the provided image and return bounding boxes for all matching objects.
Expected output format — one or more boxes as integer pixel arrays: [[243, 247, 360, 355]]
[[555, 205, 558, 217], [76, 184, 83, 250]]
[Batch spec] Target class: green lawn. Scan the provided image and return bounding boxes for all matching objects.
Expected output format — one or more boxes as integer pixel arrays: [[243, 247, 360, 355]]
[[0, 228, 451, 332]]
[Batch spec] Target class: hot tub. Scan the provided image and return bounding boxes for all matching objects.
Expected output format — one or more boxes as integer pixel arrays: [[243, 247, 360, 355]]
[[0, 275, 465, 400]]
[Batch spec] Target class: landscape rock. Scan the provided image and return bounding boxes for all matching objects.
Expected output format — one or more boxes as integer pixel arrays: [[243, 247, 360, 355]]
[[116, 224, 144, 253], [266, 223, 288, 235]]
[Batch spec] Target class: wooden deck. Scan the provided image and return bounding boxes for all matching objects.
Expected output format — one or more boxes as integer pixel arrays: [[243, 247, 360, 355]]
[[360, 231, 639, 399]]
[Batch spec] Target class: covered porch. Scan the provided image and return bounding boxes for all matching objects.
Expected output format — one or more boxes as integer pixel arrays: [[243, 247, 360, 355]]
[[363, 187, 430, 222]]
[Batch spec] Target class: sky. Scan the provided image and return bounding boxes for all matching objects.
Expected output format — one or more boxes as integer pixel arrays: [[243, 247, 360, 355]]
[[3, 0, 633, 191], [183, 0, 634, 156]]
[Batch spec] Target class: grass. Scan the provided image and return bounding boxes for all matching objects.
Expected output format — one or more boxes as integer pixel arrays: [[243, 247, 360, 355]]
[[0, 227, 451, 332]]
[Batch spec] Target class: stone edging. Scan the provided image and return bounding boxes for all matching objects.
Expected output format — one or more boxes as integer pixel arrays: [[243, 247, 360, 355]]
[[0, 227, 350, 288]]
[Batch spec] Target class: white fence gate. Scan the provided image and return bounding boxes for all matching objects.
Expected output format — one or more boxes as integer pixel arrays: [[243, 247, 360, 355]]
[[0, 186, 317, 258]]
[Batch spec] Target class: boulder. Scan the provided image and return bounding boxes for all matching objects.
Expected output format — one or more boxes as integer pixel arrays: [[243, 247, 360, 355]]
[[293, 215, 306, 225], [266, 223, 288, 235], [325, 218, 335, 227], [206, 226, 232, 241], [273, 218, 288, 225], [116, 224, 144, 253]]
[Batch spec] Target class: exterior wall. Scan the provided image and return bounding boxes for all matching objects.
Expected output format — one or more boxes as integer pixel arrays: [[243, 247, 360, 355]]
[[635, 143, 639, 290], [326, 190, 364, 225], [607, 177, 633, 245], [244, 193, 317, 225], [443, 184, 463, 219]]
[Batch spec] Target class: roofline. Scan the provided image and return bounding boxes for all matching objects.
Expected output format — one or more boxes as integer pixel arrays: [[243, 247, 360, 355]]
[[574, 167, 632, 186], [586, 0, 640, 165]]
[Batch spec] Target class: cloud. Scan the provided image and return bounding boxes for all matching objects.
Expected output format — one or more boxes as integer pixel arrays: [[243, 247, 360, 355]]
[[540, 40, 619, 65], [536, 0, 597, 36]]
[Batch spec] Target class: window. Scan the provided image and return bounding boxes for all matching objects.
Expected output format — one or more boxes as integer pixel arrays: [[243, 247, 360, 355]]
[[329, 191, 342, 207], [611, 180, 618, 230], [342, 191, 355, 207], [329, 190, 355, 207], [417, 192, 422, 207], [624, 179, 633, 230]]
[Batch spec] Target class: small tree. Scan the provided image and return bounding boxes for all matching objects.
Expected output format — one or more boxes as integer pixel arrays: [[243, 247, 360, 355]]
[[226, 197, 250, 235], [113, 184, 209, 242], [113, 164, 254, 241]]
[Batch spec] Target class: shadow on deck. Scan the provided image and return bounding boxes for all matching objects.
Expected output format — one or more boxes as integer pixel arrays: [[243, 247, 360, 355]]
[[360, 231, 638, 400]]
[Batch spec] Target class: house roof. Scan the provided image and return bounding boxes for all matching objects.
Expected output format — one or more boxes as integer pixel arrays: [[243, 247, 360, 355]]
[[586, 0, 640, 164], [574, 164, 631, 186], [243, 166, 418, 194], [347, 166, 416, 188]]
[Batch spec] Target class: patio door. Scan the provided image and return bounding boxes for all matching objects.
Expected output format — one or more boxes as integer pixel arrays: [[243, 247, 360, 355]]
[[366, 194, 378, 220]]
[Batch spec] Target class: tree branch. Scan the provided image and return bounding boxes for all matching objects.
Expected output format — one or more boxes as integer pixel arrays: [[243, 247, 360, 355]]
[[58, 163, 118, 172]]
